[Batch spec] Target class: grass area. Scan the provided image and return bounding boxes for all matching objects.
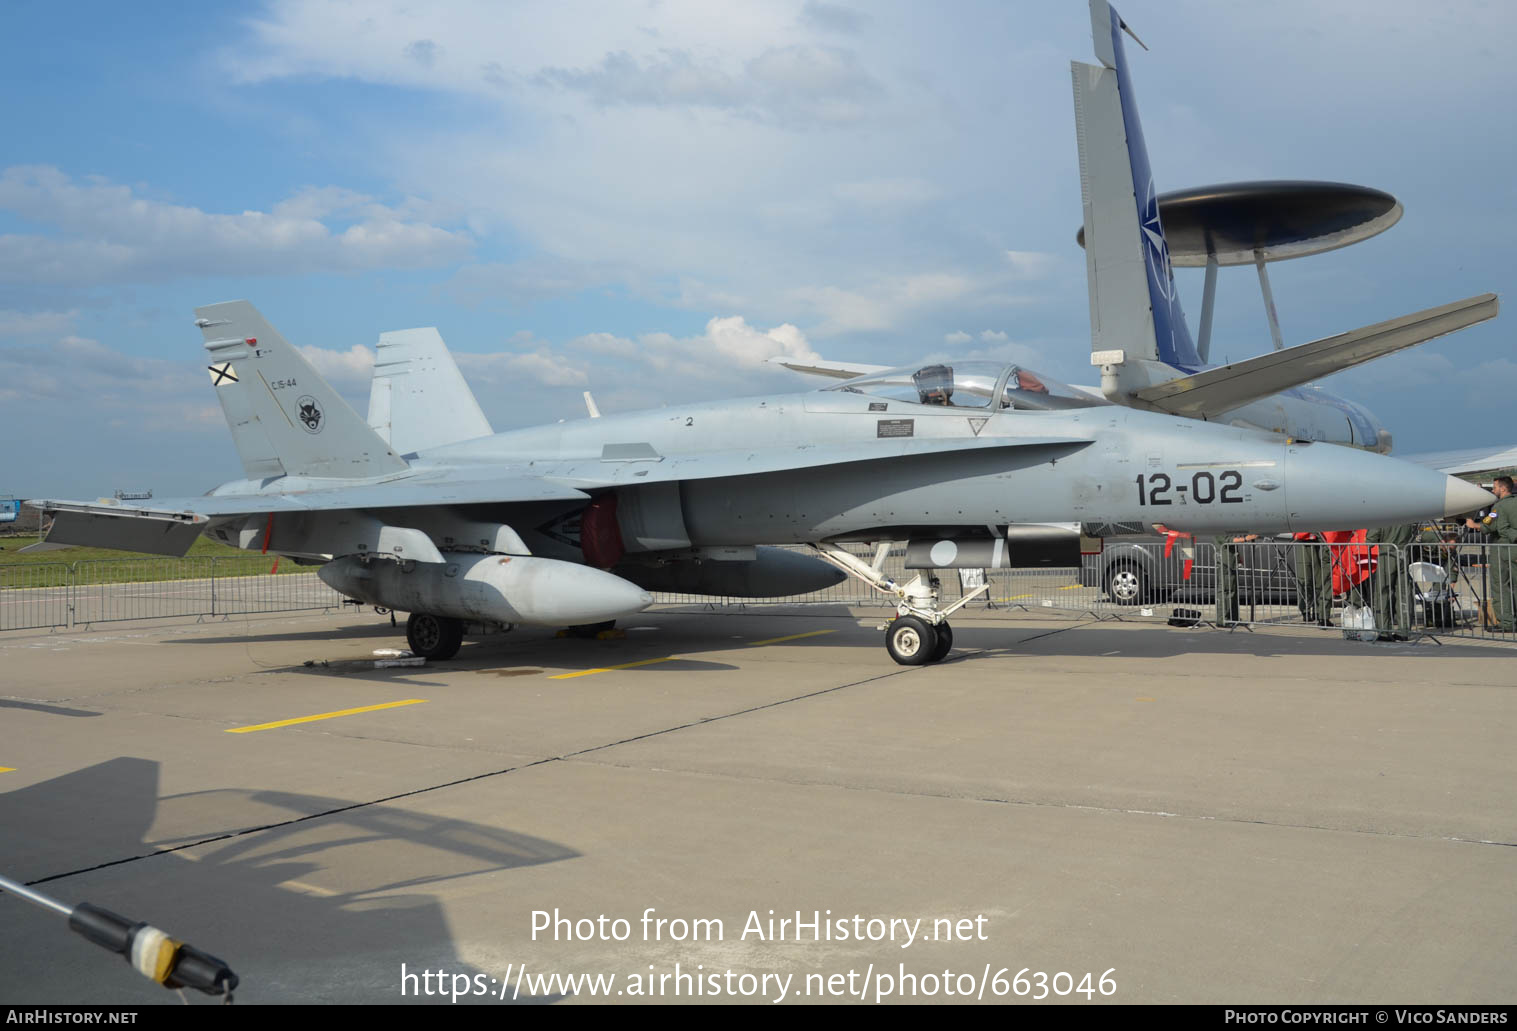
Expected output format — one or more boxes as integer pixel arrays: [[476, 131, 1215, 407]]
[[0, 534, 311, 583]]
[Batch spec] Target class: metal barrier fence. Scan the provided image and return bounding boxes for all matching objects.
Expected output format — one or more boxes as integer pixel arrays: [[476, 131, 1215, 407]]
[[2, 542, 1513, 644], [0, 556, 345, 631], [659, 540, 1517, 645]]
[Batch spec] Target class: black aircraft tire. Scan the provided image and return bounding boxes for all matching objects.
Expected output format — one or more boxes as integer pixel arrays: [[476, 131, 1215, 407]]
[[928, 622, 954, 663], [407, 612, 464, 660], [885, 615, 937, 666]]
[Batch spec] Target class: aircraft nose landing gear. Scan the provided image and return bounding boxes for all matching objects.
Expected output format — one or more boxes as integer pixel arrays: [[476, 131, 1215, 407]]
[[811, 543, 982, 666]]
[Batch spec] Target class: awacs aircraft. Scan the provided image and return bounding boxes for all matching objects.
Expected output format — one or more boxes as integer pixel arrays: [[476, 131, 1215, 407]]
[[27, 8, 1495, 667], [781, 0, 1499, 464]]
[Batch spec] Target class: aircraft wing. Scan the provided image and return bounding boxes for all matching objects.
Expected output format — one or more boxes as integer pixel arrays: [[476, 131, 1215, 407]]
[[26, 475, 593, 556], [1131, 293, 1498, 419], [1396, 443, 1517, 480], [26, 434, 1092, 556], [538, 433, 1095, 490], [767, 357, 891, 380]]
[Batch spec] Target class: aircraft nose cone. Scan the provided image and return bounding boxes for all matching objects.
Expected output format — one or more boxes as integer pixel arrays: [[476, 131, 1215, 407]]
[[1444, 477, 1496, 517], [1284, 445, 1496, 530]]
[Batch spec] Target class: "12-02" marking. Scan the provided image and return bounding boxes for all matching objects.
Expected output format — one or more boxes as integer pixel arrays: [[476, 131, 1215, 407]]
[[1136, 470, 1242, 506]]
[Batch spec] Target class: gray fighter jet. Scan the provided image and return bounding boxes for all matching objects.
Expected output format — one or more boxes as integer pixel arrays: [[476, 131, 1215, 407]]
[[28, 300, 1491, 664], [27, 5, 1495, 666]]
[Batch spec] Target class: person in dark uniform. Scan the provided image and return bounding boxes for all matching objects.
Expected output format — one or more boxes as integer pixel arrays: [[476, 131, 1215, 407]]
[[1293, 531, 1334, 626], [1466, 476, 1517, 632], [1214, 532, 1257, 627], [1364, 522, 1442, 640]]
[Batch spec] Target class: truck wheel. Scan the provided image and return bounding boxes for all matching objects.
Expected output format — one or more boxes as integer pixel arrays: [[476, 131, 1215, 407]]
[[407, 612, 464, 660], [885, 615, 937, 666], [1104, 562, 1149, 605]]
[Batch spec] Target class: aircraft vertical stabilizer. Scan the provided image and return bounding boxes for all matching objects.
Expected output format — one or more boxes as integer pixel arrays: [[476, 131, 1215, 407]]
[[195, 301, 409, 480], [367, 328, 493, 454], [1072, 1, 1200, 371]]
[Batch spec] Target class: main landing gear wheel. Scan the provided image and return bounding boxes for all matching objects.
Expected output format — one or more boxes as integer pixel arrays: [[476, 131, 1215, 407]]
[[886, 615, 938, 666], [406, 612, 464, 660]]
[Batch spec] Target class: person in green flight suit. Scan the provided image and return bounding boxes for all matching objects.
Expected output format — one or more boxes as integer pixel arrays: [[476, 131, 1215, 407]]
[[1293, 531, 1335, 627], [1214, 533, 1256, 627], [1364, 521, 1444, 640], [1465, 476, 1517, 632]]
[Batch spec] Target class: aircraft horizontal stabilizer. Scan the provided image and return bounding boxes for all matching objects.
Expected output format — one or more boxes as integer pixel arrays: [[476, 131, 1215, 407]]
[[27, 501, 209, 557], [1131, 293, 1498, 419]]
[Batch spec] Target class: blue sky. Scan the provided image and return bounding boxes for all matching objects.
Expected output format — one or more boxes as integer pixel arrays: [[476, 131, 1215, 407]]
[[3, 0, 1513, 499]]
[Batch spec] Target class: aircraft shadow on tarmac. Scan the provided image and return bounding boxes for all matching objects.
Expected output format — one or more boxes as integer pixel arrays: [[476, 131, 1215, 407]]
[[0, 699, 100, 717], [0, 757, 576, 1004], [147, 604, 1503, 673], [943, 621, 1509, 661]]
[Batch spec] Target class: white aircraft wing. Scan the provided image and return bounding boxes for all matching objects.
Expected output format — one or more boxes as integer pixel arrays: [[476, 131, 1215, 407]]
[[767, 357, 891, 380], [1396, 443, 1517, 479], [1131, 294, 1498, 419]]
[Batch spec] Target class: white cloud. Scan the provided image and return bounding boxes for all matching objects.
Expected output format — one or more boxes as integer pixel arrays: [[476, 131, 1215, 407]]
[[0, 334, 199, 404], [786, 269, 1035, 337], [833, 177, 939, 208], [568, 315, 818, 378], [800, 2, 868, 35], [943, 331, 971, 344], [450, 259, 626, 306], [0, 308, 78, 338], [210, 0, 1076, 343], [0, 166, 473, 285], [1003, 250, 1056, 279], [455, 350, 588, 388], [299, 343, 374, 387]]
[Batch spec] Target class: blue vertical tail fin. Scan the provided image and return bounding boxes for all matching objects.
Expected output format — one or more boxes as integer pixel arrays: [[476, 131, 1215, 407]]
[[1073, 0, 1200, 369]]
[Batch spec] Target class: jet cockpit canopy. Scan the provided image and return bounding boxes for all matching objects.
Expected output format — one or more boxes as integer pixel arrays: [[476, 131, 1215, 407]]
[[825, 360, 1103, 411]]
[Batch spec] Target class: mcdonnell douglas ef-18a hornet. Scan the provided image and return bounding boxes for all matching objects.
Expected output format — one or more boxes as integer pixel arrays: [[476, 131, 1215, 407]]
[[28, 4, 1495, 666]]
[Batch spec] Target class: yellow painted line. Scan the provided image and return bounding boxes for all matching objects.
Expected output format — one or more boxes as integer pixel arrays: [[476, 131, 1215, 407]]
[[0, 767, 14, 774], [225, 699, 427, 734], [1004, 594, 1034, 601], [550, 657, 678, 680], [1057, 584, 1084, 591], [746, 629, 837, 647]]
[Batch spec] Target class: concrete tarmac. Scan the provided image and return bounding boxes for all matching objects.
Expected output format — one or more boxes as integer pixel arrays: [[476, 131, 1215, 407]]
[[0, 607, 1512, 1005]]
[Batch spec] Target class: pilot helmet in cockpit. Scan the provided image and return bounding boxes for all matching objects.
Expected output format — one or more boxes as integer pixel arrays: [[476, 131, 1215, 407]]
[[912, 364, 954, 405]]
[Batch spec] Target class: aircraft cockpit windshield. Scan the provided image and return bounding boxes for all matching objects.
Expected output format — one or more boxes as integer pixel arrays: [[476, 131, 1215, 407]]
[[826, 361, 1103, 411]]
